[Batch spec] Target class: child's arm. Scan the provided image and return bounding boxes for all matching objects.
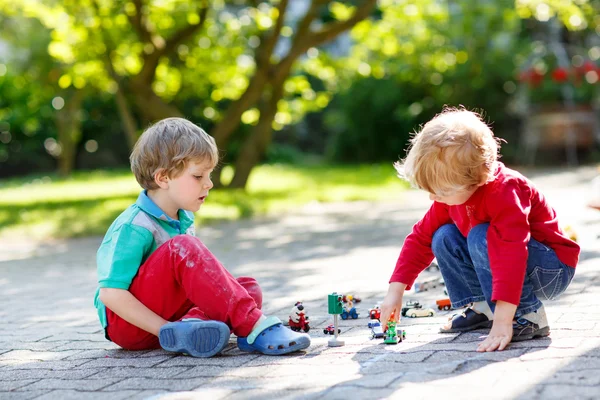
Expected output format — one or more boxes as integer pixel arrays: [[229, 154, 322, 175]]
[[100, 288, 168, 336], [477, 300, 517, 352], [379, 282, 407, 329]]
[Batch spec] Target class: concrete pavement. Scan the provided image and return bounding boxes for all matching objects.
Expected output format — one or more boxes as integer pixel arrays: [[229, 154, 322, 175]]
[[1, 166, 599, 400]]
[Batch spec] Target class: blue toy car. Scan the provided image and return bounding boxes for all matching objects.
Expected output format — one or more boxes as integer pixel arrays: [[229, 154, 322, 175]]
[[368, 321, 384, 339], [341, 307, 359, 320]]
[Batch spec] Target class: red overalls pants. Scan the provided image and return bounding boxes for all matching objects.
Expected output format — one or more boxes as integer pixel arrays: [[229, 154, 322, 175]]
[[105, 235, 263, 350]]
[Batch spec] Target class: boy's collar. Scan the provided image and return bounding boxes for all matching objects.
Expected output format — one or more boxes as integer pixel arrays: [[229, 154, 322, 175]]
[[136, 190, 181, 228]]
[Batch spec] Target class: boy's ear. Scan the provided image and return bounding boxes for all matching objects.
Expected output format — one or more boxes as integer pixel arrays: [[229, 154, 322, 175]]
[[154, 169, 170, 189]]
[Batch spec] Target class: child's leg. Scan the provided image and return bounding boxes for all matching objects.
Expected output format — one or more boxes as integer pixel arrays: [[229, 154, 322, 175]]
[[467, 223, 575, 317], [432, 224, 487, 307], [432, 224, 493, 333], [467, 223, 575, 340], [106, 235, 263, 351]]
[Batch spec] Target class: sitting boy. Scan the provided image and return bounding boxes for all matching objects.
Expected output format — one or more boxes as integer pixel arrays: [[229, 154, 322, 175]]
[[379, 108, 579, 352], [94, 117, 310, 357]]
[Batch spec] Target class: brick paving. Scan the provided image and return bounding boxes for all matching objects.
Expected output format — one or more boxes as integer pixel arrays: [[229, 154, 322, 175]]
[[1, 167, 599, 400]]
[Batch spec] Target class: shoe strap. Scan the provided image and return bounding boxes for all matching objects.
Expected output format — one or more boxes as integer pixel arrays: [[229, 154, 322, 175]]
[[247, 316, 282, 345]]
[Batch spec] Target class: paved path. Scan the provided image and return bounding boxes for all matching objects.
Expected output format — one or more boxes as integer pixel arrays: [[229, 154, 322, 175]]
[[1, 167, 599, 400]]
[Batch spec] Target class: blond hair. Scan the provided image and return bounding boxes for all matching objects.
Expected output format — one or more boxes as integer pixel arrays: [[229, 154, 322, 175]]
[[394, 108, 501, 195], [130, 117, 219, 190]]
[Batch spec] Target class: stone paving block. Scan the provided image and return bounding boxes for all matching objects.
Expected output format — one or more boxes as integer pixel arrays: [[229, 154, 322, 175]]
[[92, 367, 192, 380], [0, 350, 83, 362], [104, 377, 207, 391], [530, 384, 598, 399], [157, 354, 259, 368], [0, 368, 101, 381], [50, 340, 120, 350], [174, 365, 265, 379], [117, 390, 169, 400], [33, 389, 139, 400], [64, 349, 152, 360], [0, 390, 50, 400], [82, 356, 172, 368], [0, 342, 66, 352], [0, 359, 91, 370], [0, 379, 39, 391], [15, 378, 122, 391]]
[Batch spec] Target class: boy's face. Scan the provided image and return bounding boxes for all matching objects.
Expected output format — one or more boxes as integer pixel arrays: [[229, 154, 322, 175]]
[[165, 160, 214, 213], [428, 185, 479, 206]]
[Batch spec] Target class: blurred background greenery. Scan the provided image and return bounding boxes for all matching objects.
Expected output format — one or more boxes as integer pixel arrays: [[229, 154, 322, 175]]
[[0, 0, 599, 239]]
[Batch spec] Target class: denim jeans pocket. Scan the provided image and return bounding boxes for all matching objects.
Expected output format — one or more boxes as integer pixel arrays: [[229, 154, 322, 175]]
[[530, 266, 563, 300]]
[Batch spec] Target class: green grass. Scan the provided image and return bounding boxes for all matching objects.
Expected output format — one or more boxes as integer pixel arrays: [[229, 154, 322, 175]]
[[0, 163, 409, 240]]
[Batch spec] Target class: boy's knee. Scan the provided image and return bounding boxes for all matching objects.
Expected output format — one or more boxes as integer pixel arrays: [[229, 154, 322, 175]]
[[168, 234, 204, 251], [432, 224, 461, 255], [467, 223, 490, 254]]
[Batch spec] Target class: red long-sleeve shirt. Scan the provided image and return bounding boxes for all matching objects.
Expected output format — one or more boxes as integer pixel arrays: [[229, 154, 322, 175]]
[[390, 163, 580, 305]]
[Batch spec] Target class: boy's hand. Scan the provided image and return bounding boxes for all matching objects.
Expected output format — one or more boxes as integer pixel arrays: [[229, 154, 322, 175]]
[[477, 300, 517, 352], [379, 282, 407, 329], [476, 320, 513, 352]]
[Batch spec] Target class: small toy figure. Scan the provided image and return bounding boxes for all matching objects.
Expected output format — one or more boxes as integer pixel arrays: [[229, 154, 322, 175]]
[[341, 298, 359, 320], [384, 319, 399, 344], [368, 304, 381, 320], [323, 324, 341, 335], [368, 321, 384, 339], [327, 292, 345, 347], [436, 298, 452, 311], [342, 294, 362, 303], [288, 301, 310, 332]]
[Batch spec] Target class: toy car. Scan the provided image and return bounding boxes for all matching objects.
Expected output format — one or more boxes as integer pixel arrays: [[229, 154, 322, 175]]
[[401, 300, 422, 317], [405, 307, 435, 318], [369, 321, 384, 339], [436, 298, 452, 311], [323, 324, 341, 335], [341, 306, 359, 320], [368, 305, 381, 320]]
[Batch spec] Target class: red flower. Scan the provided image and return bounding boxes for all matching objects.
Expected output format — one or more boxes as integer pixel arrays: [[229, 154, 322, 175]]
[[551, 67, 569, 83]]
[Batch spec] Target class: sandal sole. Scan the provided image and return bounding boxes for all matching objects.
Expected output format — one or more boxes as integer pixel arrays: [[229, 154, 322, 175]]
[[159, 321, 230, 357], [511, 326, 550, 342]]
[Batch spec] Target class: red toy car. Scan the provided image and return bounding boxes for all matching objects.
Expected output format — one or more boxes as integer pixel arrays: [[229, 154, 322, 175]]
[[369, 305, 381, 320], [323, 324, 341, 335]]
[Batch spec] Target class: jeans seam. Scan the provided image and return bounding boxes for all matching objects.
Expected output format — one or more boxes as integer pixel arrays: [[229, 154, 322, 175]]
[[515, 301, 542, 318], [452, 296, 485, 309]]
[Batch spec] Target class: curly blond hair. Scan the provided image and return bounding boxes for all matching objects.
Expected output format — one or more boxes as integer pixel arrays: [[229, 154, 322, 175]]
[[394, 107, 501, 195], [130, 118, 219, 190]]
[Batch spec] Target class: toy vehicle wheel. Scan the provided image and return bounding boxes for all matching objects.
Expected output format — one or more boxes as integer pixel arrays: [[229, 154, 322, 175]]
[[323, 329, 328, 334], [429, 312, 434, 317], [304, 326, 310, 333], [410, 313, 416, 318], [443, 305, 451, 311]]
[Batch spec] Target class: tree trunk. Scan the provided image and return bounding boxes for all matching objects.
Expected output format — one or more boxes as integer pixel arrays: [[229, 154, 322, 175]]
[[130, 80, 183, 122], [56, 90, 85, 177], [114, 85, 139, 150], [229, 81, 284, 188]]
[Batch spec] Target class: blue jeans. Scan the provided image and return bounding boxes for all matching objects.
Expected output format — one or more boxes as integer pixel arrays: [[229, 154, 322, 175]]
[[432, 224, 575, 318]]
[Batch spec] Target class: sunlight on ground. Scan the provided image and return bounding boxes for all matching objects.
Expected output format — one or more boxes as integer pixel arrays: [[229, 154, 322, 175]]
[[0, 163, 409, 240]]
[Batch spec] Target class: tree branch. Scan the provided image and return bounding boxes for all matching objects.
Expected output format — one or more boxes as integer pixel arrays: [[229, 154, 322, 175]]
[[255, 0, 289, 67], [127, 0, 153, 44], [307, 0, 376, 48], [274, 0, 376, 83], [135, 3, 209, 85]]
